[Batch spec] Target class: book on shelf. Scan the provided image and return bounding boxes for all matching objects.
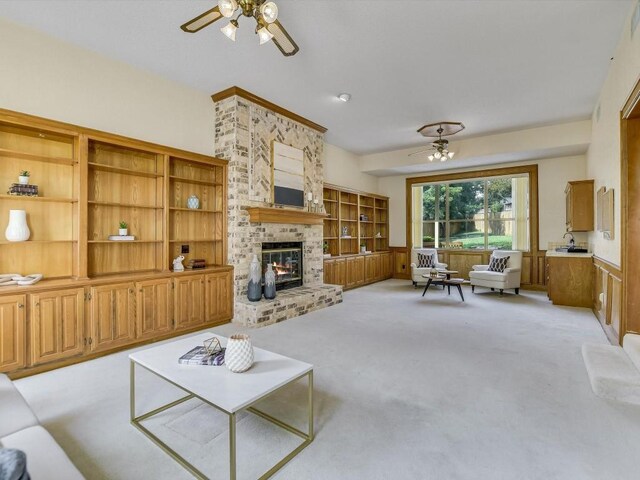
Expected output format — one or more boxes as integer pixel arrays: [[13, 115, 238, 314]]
[[108, 235, 136, 241], [178, 346, 225, 366], [185, 258, 207, 269], [8, 183, 38, 196]]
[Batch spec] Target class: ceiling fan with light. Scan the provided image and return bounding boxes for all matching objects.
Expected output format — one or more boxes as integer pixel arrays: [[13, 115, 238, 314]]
[[409, 121, 465, 162], [180, 0, 299, 57]]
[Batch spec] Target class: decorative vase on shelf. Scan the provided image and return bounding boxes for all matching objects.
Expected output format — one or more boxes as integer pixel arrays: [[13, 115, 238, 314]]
[[225, 334, 254, 373], [5, 210, 30, 242], [264, 263, 276, 300], [187, 194, 200, 209], [247, 254, 262, 302]]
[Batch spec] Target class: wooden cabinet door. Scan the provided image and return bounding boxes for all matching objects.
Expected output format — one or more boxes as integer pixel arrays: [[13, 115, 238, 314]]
[[174, 275, 205, 330], [334, 259, 347, 287], [136, 278, 172, 340], [365, 254, 381, 282], [205, 271, 233, 324], [381, 253, 392, 279], [354, 256, 365, 286], [346, 257, 359, 289], [0, 295, 26, 373], [90, 283, 136, 352], [323, 259, 334, 284], [205, 272, 233, 323], [30, 288, 83, 366]]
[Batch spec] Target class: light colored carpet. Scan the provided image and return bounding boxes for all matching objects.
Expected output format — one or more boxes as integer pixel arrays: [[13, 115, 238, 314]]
[[14, 280, 640, 479]]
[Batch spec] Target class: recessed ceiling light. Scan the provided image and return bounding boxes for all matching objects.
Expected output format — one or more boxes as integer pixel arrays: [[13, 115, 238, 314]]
[[338, 93, 351, 102]]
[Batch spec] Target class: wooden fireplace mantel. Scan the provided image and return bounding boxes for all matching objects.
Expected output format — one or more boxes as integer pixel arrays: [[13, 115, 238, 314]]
[[246, 207, 327, 225]]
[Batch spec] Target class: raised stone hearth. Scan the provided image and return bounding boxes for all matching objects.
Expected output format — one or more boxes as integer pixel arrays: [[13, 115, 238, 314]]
[[213, 88, 342, 326], [235, 284, 343, 327]]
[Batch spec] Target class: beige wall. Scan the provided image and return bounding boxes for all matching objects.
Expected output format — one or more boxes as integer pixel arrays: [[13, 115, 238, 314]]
[[586, 2, 640, 266], [1, 18, 375, 197], [323, 143, 379, 193], [379, 155, 588, 249], [0, 19, 215, 155]]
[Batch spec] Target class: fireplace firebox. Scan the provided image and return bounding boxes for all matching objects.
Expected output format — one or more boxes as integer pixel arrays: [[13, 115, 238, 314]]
[[261, 242, 303, 291]]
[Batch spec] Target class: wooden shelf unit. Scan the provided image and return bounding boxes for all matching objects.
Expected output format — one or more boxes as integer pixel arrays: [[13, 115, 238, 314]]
[[322, 184, 390, 257], [0, 120, 78, 280], [0, 109, 232, 378]]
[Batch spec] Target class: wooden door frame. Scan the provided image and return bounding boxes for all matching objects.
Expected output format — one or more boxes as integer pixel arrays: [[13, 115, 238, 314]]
[[621, 76, 640, 341]]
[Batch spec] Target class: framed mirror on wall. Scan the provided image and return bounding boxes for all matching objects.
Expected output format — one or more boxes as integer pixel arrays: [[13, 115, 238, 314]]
[[597, 186, 614, 240]]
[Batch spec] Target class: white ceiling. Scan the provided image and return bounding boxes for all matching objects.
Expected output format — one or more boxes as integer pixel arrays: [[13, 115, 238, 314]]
[[0, 0, 632, 155]]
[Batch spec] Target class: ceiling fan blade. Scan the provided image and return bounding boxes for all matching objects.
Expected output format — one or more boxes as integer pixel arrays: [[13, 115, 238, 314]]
[[180, 6, 223, 33], [266, 20, 299, 56]]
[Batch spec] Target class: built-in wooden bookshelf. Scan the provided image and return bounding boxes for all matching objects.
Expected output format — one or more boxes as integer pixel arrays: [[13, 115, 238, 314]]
[[0, 109, 232, 378], [168, 156, 226, 268], [322, 184, 390, 257]]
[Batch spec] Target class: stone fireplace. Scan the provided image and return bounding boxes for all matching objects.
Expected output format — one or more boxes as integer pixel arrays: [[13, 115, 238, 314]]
[[212, 87, 343, 326], [262, 241, 303, 291]]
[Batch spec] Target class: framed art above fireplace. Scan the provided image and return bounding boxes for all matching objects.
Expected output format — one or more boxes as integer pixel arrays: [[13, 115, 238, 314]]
[[271, 141, 305, 208]]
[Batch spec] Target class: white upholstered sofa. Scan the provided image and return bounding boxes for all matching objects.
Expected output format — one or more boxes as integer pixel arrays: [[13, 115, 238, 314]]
[[469, 250, 522, 295], [410, 248, 448, 286], [0, 374, 84, 479]]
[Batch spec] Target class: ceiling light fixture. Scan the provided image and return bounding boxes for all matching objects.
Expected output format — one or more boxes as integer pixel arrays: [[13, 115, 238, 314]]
[[409, 121, 465, 163], [338, 93, 351, 102], [218, 0, 238, 18], [181, 0, 299, 56], [257, 23, 274, 44], [221, 19, 239, 41]]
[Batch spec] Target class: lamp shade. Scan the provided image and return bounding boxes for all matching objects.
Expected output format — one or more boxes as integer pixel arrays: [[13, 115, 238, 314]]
[[221, 21, 238, 41], [218, 0, 238, 18], [260, 2, 278, 23], [257, 26, 274, 44]]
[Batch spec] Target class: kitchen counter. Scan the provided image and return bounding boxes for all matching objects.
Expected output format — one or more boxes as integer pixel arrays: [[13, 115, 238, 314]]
[[546, 250, 593, 258]]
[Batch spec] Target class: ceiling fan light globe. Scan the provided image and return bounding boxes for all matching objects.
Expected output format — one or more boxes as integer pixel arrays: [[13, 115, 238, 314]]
[[260, 2, 279, 23], [257, 26, 274, 44], [434, 151, 442, 159], [428, 155, 434, 161], [221, 21, 238, 41], [218, 0, 238, 18], [448, 151, 455, 159]]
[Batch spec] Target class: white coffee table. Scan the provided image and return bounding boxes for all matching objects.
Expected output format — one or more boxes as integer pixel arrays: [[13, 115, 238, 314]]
[[129, 332, 314, 480]]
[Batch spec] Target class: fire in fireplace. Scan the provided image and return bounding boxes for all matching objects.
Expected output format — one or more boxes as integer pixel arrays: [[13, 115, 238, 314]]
[[261, 242, 303, 291]]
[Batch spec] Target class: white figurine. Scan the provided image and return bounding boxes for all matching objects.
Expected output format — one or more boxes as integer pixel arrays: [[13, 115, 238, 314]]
[[173, 255, 185, 272]]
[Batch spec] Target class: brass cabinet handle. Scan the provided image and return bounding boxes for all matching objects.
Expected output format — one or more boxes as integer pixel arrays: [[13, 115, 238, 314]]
[[18, 304, 24, 308]]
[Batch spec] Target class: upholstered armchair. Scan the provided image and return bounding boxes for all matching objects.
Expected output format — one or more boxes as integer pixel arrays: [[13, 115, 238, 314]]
[[469, 250, 522, 295], [410, 248, 448, 286]]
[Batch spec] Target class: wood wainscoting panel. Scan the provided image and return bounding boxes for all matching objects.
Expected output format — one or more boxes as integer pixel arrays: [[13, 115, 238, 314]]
[[520, 256, 532, 285], [445, 252, 485, 280], [390, 246, 410, 279], [593, 256, 623, 344]]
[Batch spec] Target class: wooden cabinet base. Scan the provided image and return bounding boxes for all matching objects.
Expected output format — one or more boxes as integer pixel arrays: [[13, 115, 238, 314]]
[[1, 266, 234, 379], [547, 256, 593, 308], [8, 319, 230, 380], [324, 252, 393, 290]]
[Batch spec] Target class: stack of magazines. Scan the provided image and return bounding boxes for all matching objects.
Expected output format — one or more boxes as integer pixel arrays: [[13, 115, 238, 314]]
[[178, 346, 225, 366]]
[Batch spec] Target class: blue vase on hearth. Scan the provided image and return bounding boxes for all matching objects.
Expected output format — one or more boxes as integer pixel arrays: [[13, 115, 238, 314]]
[[264, 263, 276, 300], [247, 254, 262, 302]]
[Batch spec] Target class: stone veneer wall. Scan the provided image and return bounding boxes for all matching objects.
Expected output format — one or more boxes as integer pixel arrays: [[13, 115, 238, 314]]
[[213, 95, 325, 299]]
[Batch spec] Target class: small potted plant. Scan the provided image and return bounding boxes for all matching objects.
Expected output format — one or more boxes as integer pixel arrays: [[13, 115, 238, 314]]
[[18, 171, 30, 185], [119, 220, 128, 236], [323, 241, 330, 256], [360, 242, 366, 254]]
